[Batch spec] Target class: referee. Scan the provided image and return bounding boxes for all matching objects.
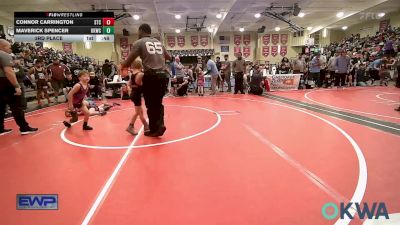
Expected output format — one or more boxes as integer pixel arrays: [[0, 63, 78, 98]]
[[0, 39, 38, 135], [121, 24, 171, 137]]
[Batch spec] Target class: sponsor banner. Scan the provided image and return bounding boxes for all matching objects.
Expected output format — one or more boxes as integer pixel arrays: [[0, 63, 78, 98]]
[[265, 74, 301, 91]]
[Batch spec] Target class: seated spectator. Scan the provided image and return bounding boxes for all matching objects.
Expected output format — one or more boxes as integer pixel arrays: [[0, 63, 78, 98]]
[[89, 71, 102, 99], [176, 76, 189, 97], [356, 63, 370, 86], [63, 73, 76, 101], [249, 65, 264, 95]]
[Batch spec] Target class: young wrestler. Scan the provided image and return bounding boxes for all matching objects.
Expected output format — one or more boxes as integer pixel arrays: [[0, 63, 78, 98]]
[[126, 59, 150, 135], [63, 70, 93, 130]]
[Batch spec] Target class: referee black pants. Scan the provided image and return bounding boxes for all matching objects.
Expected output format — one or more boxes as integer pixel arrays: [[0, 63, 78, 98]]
[[234, 72, 245, 94], [0, 77, 29, 131], [142, 70, 168, 133]]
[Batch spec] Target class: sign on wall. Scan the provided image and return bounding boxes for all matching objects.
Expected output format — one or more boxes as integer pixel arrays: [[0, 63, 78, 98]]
[[280, 34, 288, 45], [262, 34, 270, 45], [243, 46, 250, 58], [200, 35, 208, 47], [221, 45, 229, 52], [271, 34, 279, 45], [191, 36, 199, 47], [262, 46, 269, 57], [234, 35, 241, 46], [167, 36, 176, 47], [280, 46, 288, 56], [177, 35, 185, 47], [271, 45, 278, 57], [243, 34, 251, 45], [234, 46, 241, 54]]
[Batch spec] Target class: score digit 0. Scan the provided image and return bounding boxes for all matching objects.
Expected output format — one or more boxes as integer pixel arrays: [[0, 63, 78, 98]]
[[102, 18, 114, 26]]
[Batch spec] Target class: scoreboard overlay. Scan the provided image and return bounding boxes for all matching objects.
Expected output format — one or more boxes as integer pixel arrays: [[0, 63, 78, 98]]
[[14, 12, 115, 42]]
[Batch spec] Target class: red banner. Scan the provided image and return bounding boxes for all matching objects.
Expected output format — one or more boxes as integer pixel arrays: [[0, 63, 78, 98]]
[[167, 36, 176, 48], [379, 20, 390, 33], [62, 42, 72, 53], [262, 34, 270, 45], [271, 46, 278, 57], [243, 46, 250, 58], [272, 34, 279, 45], [234, 46, 241, 54], [191, 36, 199, 47], [234, 35, 241, 46], [200, 35, 208, 47], [243, 34, 250, 45], [280, 46, 288, 56], [121, 49, 129, 60], [120, 37, 128, 49], [177, 36, 185, 47], [280, 34, 288, 45], [262, 46, 269, 57]]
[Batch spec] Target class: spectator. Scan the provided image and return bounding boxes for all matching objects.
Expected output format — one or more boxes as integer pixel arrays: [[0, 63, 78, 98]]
[[206, 55, 220, 95], [30, 59, 52, 106], [102, 59, 113, 79], [309, 53, 322, 88], [174, 56, 184, 78], [221, 54, 232, 92], [293, 54, 305, 74], [232, 52, 246, 94], [334, 49, 351, 87], [356, 63, 369, 86], [47, 57, 71, 102]]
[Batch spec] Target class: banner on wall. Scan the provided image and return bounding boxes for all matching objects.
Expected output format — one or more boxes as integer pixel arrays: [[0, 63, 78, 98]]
[[379, 20, 390, 33], [62, 42, 72, 53], [234, 46, 241, 54], [243, 46, 250, 58], [262, 46, 269, 57], [265, 74, 301, 91], [271, 46, 278, 57], [272, 34, 279, 45], [262, 34, 270, 45], [280, 34, 288, 45], [177, 36, 185, 47], [121, 49, 129, 60], [280, 46, 288, 56], [200, 35, 208, 47], [191, 36, 199, 47], [243, 34, 250, 45], [234, 35, 241, 46], [120, 37, 128, 49], [167, 36, 176, 47]]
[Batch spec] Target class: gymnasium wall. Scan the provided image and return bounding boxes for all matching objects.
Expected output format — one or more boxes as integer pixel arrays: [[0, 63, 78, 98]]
[[344, 10, 400, 37]]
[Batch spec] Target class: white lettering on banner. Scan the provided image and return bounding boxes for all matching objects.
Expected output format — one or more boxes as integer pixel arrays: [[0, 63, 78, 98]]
[[266, 74, 302, 91]]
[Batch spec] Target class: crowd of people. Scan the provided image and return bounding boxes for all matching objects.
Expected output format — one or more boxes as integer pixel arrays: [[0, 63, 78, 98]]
[[1, 24, 400, 136]]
